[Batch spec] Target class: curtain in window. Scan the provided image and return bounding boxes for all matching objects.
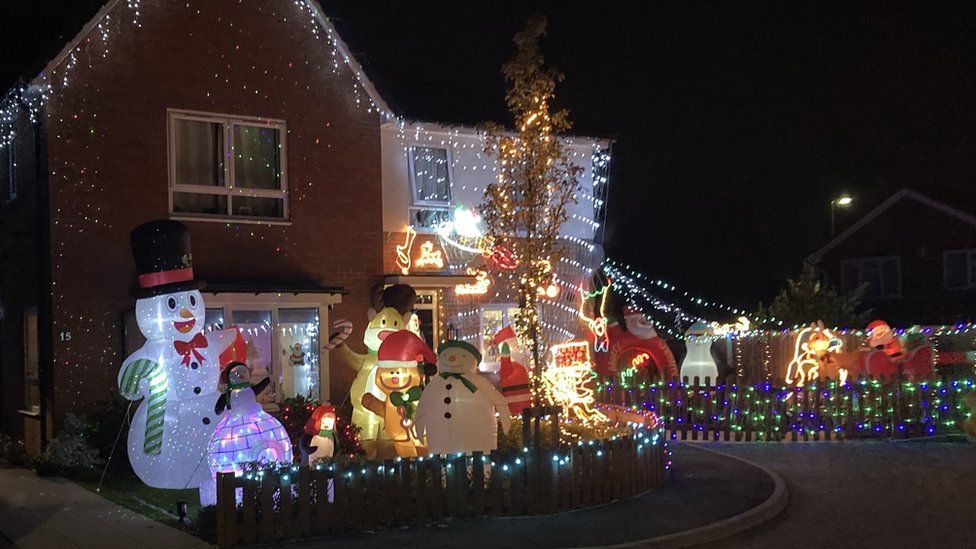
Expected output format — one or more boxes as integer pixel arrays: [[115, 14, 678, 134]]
[[234, 125, 280, 190], [174, 120, 223, 186], [410, 146, 450, 203]]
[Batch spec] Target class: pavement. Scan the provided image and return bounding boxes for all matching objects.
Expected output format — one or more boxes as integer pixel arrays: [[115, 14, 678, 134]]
[[699, 440, 976, 548], [275, 443, 777, 548], [8, 441, 963, 548], [0, 467, 210, 549]]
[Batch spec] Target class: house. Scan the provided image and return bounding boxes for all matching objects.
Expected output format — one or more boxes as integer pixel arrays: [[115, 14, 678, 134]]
[[0, 0, 610, 452], [812, 188, 976, 325]]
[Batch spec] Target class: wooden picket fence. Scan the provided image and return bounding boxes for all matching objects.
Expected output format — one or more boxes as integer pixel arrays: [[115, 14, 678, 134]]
[[601, 376, 974, 442], [216, 429, 667, 547]]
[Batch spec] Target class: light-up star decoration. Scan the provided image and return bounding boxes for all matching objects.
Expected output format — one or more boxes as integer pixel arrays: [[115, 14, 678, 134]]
[[544, 342, 607, 425]]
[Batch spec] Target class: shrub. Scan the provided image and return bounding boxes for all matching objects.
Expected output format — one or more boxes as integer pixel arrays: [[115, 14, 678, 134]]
[[31, 414, 103, 479], [89, 392, 135, 475], [0, 434, 26, 466]]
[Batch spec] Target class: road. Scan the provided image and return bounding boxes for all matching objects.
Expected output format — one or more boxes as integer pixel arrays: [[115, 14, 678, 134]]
[[702, 440, 976, 548]]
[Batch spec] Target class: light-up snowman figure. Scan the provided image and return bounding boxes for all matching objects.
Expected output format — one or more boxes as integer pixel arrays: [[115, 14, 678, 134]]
[[203, 362, 293, 504], [118, 221, 240, 498]]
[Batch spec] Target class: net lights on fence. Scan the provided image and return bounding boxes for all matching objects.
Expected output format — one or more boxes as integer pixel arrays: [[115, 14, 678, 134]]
[[600, 377, 976, 440], [229, 425, 666, 486]]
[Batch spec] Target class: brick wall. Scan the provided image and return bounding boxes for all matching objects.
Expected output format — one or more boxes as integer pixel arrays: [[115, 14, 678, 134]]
[[42, 0, 383, 422]]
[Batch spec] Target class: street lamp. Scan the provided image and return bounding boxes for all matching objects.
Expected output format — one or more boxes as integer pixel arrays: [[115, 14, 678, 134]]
[[830, 195, 853, 235]]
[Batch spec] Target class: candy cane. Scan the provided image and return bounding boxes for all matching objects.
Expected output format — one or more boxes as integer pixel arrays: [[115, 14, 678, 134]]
[[120, 359, 168, 455], [323, 319, 353, 351]]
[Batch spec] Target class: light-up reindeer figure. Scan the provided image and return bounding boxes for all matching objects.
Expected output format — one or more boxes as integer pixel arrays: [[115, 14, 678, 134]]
[[785, 322, 843, 387], [579, 282, 612, 354]]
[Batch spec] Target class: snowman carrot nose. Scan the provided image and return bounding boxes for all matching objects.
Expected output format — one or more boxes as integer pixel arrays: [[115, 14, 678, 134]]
[[179, 308, 193, 318]]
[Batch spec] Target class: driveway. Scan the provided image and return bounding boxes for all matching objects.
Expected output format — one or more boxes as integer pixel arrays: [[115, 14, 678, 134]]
[[701, 440, 976, 548]]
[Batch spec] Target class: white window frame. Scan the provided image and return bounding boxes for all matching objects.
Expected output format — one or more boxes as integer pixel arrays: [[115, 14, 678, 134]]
[[413, 289, 441, 348], [944, 249, 976, 289], [203, 293, 340, 408], [168, 109, 289, 225], [840, 256, 902, 298], [478, 303, 520, 360], [407, 145, 453, 232]]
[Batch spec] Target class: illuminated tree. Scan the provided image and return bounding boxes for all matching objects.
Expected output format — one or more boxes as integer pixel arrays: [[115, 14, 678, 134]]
[[756, 259, 870, 328], [480, 15, 583, 405]]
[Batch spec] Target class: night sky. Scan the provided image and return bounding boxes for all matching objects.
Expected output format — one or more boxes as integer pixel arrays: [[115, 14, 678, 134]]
[[3, 1, 975, 310]]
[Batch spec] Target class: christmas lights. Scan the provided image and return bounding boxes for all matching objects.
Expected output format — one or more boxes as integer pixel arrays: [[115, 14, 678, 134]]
[[395, 226, 417, 275], [545, 342, 607, 424], [414, 240, 444, 270], [601, 376, 976, 442], [455, 268, 492, 295]]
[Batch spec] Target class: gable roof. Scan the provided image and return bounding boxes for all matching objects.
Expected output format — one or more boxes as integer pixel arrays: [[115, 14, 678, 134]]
[[1, 1, 394, 130], [811, 188, 976, 262], [1, 1, 612, 148]]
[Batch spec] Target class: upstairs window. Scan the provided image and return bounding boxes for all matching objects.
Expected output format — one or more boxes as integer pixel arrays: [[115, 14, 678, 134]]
[[840, 256, 901, 299], [408, 146, 452, 230], [168, 110, 287, 222], [944, 249, 976, 289]]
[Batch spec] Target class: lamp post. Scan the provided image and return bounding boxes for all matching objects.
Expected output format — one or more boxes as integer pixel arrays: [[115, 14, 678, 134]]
[[830, 195, 853, 236]]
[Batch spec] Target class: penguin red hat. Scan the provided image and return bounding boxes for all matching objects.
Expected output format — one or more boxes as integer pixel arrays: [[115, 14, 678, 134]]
[[376, 331, 437, 368]]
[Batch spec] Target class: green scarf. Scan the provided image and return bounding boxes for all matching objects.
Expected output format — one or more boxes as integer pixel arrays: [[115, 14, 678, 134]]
[[390, 386, 424, 420], [440, 372, 478, 393], [317, 428, 336, 441]]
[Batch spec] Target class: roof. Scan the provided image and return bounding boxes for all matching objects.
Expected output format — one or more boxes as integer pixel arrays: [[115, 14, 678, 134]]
[[0, 1, 610, 144], [811, 188, 976, 262]]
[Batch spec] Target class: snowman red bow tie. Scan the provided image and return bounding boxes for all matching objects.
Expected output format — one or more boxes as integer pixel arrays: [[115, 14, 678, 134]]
[[174, 333, 208, 366]]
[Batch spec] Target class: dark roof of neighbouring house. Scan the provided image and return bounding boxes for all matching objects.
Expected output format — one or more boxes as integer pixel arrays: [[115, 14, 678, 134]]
[[811, 188, 976, 262]]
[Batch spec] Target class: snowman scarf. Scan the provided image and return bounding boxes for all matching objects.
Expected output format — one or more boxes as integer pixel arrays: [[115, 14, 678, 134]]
[[120, 359, 168, 455], [439, 372, 478, 393]]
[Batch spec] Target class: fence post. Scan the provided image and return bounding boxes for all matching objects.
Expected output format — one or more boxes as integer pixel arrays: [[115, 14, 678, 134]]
[[216, 472, 237, 549]]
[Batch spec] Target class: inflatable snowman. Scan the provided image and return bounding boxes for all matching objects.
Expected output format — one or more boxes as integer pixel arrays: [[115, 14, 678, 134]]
[[118, 220, 239, 497], [415, 341, 511, 455], [202, 362, 293, 505]]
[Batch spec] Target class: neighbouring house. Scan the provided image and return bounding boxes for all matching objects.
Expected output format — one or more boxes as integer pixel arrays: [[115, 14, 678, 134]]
[[812, 188, 976, 325], [0, 0, 610, 452]]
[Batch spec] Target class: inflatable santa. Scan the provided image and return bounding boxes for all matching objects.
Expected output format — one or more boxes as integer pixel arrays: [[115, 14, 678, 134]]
[[866, 320, 904, 358], [494, 326, 531, 415], [590, 304, 678, 380]]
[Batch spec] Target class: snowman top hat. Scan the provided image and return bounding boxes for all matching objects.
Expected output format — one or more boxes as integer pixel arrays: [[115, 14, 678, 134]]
[[376, 331, 437, 368], [130, 220, 204, 298]]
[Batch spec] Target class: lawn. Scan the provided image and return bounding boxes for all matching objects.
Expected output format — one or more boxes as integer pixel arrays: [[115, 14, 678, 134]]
[[76, 472, 212, 541]]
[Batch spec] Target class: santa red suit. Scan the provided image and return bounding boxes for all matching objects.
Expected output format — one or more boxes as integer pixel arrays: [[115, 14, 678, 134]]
[[866, 320, 903, 358], [494, 326, 531, 415]]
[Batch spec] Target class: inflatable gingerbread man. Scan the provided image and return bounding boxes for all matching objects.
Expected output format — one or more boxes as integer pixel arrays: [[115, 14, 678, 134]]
[[361, 330, 436, 458]]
